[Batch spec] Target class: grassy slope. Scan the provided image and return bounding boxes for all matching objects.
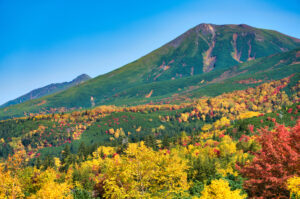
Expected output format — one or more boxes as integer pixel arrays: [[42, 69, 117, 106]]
[[95, 48, 300, 106]]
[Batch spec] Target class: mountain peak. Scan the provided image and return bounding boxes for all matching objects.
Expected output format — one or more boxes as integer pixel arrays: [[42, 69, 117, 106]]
[[72, 74, 91, 83]]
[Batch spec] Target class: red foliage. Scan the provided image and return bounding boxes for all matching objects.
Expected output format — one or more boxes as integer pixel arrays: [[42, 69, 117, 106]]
[[236, 120, 300, 198], [239, 134, 250, 142], [213, 148, 220, 157], [248, 124, 254, 133]]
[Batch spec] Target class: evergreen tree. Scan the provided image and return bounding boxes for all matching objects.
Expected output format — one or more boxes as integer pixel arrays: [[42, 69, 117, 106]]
[[60, 145, 71, 172], [78, 142, 87, 161], [162, 136, 170, 149], [145, 135, 157, 150], [35, 157, 41, 169], [43, 155, 54, 170]]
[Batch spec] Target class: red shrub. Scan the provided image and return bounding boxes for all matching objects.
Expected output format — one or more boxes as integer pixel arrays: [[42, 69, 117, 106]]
[[237, 120, 300, 198]]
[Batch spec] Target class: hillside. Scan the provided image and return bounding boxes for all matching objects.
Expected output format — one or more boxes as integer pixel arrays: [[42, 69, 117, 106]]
[[0, 74, 91, 108], [0, 23, 299, 119], [0, 73, 299, 198]]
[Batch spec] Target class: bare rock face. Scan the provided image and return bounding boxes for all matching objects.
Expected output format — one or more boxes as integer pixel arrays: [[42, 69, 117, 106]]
[[195, 23, 216, 36]]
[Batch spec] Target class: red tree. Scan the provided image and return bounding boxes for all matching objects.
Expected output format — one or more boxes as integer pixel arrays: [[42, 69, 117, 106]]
[[237, 120, 300, 198]]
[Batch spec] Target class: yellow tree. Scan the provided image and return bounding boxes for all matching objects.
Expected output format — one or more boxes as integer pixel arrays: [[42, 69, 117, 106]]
[[199, 179, 246, 199], [102, 142, 189, 198], [28, 168, 73, 199], [0, 164, 24, 199]]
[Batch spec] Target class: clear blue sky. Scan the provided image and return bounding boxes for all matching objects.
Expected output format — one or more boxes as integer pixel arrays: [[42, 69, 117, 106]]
[[0, 0, 299, 105]]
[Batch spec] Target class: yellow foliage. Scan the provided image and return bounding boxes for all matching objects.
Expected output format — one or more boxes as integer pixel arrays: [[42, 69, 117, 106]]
[[93, 146, 116, 157], [54, 157, 61, 168], [213, 117, 230, 129], [199, 179, 246, 199], [28, 168, 73, 199], [287, 176, 300, 198], [180, 113, 189, 122], [202, 124, 212, 131], [238, 111, 260, 120], [29, 180, 72, 199], [108, 128, 115, 134], [158, 125, 165, 130], [0, 164, 24, 199], [218, 135, 236, 157], [136, 126, 142, 132], [114, 131, 119, 138], [102, 142, 189, 198]]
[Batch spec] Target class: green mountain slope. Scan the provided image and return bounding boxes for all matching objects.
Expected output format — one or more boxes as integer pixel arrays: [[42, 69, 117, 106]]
[[95, 47, 300, 105], [0, 24, 299, 119], [0, 74, 91, 108]]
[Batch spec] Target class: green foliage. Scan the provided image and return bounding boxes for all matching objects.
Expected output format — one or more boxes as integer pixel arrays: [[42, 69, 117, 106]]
[[72, 189, 94, 199]]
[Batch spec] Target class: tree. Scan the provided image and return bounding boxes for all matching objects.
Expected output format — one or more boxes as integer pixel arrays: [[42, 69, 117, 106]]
[[199, 179, 246, 199], [102, 142, 189, 198], [78, 142, 87, 161], [145, 134, 157, 150], [35, 157, 42, 169], [287, 176, 300, 199], [28, 168, 72, 199], [42, 155, 55, 170], [237, 120, 300, 198], [0, 164, 24, 198], [162, 135, 170, 149], [60, 145, 71, 172]]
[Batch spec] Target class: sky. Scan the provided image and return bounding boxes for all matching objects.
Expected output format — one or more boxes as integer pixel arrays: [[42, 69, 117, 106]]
[[0, 0, 300, 105]]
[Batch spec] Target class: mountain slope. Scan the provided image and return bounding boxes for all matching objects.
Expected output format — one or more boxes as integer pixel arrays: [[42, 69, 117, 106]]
[[0, 74, 91, 108], [1, 48, 299, 120], [0, 24, 299, 119], [93, 47, 300, 105]]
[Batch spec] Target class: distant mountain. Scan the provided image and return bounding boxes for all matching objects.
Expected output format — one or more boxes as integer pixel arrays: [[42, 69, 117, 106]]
[[0, 74, 91, 108], [0, 23, 299, 119]]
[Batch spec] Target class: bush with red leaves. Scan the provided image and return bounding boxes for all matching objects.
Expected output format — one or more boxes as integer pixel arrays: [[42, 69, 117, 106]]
[[237, 120, 300, 198]]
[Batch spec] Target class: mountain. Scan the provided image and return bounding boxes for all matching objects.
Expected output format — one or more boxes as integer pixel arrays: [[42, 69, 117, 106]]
[[0, 74, 91, 108], [0, 23, 299, 119]]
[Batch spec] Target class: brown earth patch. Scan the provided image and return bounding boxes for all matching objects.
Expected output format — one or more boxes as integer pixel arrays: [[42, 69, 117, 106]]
[[190, 67, 194, 76], [163, 65, 170, 71], [168, 59, 175, 64], [290, 61, 300, 65], [159, 61, 166, 69], [145, 90, 153, 98], [247, 40, 255, 61], [202, 24, 217, 73], [231, 33, 243, 63], [37, 100, 46, 106], [153, 73, 162, 81]]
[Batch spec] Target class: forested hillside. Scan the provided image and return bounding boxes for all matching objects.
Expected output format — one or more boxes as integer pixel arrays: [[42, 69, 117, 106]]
[[0, 74, 299, 198]]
